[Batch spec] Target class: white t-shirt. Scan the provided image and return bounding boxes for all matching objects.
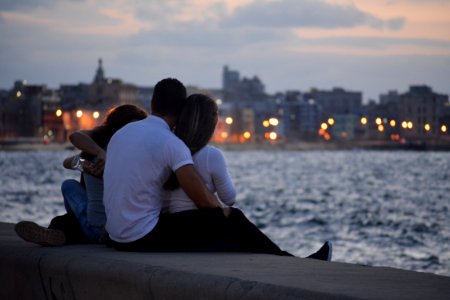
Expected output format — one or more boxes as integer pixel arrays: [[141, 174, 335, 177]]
[[103, 116, 193, 243], [162, 145, 236, 214]]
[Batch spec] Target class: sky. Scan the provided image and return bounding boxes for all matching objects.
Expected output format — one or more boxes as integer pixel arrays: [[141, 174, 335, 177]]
[[0, 0, 449, 101]]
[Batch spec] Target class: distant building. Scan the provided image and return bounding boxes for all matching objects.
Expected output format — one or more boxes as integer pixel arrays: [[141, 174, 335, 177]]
[[222, 65, 266, 103], [0, 81, 45, 139], [398, 85, 448, 141], [88, 59, 140, 110], [379, 90, 399, 105], [282, 91, 320, 141], [304, 87, 362, 121]]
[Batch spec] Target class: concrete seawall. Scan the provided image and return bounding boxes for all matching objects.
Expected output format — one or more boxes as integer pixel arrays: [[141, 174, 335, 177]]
[[1, 222, 449, 300]]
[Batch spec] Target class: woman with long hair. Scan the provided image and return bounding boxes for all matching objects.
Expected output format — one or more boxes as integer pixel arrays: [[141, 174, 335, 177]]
[[15, 104, 147, 245], [159, 94, 331, 260]]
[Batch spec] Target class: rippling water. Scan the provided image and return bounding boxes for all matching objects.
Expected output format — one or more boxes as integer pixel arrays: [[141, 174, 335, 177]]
[[1, 149, 449, 276]]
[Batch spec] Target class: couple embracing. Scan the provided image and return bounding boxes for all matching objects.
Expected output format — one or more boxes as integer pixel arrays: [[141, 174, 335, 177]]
[[17, 78, 332, 260]]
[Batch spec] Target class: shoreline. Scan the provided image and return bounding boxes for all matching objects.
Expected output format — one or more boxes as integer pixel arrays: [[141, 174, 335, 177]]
[[1, 140, 450, 152]]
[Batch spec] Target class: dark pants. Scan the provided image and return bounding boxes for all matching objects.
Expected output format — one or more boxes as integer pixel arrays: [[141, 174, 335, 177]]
[[109, 208, 292, 256], [48, 213, 88, 244]]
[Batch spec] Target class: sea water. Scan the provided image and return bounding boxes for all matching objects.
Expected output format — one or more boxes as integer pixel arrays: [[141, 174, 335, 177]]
[[0, 149, 449, 276]]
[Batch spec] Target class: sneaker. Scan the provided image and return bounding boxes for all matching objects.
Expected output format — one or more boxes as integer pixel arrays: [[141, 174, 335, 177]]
[[307, 241, 333, 261], [15, 221, 66, 246]]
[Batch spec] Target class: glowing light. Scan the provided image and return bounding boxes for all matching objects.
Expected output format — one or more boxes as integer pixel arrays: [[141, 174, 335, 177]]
[[269, 118, 279, 126], [262, 120, 270, 127], [424, 124, 431, 132], [320, 123, 328, 130], [324, 133, 331, 141], [93, 111, 100, 119], [378, 125, 384, 132], [401, 121, 408, 129], [16, 91, 22, 98], [442, 125, 447, 133], [390, 134, 400, 141], [243, 131, 251, 139], [327, 118, 335, 125], [269, 132, 278, 141], [55, 109, 63, 117], [76, 110, 83, 118], [225, 117, 233, 125], [360, 117, 368, 125], [390, 120, 396, 127], [407, 121, 413, 129], [220, 132, 228, 139], [375, 117, 382, 125]]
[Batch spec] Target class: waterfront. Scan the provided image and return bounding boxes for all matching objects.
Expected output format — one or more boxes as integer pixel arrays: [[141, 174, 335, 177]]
[[0, 149, 449, 276]]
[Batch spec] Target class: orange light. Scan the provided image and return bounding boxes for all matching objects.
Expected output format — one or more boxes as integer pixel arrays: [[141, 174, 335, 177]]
[[76, 110, 83, 118], [262, 120, 270, 127], [424, 124, 431, 132], [378, 125, 384, 132], [220, 132, 228, 139], [55, 109, 63, 117], [390, 120, 396, 127], [243, 131, 251, 139]]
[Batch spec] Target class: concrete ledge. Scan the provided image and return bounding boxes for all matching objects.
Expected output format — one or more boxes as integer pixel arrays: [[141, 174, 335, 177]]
[[1, 222, 449, 300]]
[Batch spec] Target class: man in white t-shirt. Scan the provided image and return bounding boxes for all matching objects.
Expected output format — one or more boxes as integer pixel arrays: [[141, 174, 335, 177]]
[[103, 78, 222, 250], [103, 79, 331, 260]]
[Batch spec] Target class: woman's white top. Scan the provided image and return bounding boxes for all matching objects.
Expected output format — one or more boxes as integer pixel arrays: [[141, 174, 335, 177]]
[[162, 145, 236, 213]]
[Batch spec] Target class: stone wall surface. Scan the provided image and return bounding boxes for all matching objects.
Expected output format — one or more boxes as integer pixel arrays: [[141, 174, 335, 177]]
[[1, 222, 449, 300]]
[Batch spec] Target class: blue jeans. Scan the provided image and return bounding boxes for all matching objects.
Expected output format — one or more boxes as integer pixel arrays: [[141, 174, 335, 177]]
[[61, 178, 104, 243]]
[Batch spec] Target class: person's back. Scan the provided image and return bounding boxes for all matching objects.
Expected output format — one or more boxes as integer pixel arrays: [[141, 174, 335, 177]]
[[104, 116, 192, 242]]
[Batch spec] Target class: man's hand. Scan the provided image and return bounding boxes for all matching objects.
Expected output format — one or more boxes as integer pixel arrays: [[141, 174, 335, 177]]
[[175, 164, 221, 209]]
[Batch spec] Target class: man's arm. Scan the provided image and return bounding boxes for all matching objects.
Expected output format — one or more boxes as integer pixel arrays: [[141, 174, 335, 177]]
[[175, 164, 221, 209]]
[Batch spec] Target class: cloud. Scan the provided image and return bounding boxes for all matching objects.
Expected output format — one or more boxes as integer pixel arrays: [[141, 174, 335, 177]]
[[0, 0, 84, 12], [222, 0, 405, 30], [296, 36, 450, 50]]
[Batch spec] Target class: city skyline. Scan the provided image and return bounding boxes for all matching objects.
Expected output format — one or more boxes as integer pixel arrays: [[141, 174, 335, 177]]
[[1, 0, 449, 101]]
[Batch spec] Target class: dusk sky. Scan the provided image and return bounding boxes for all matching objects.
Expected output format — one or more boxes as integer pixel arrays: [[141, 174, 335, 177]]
[[1, 0, 449, 101]]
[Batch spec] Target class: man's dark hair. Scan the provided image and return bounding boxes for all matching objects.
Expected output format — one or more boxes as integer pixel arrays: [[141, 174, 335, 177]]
[[151, 78, 187, 118]]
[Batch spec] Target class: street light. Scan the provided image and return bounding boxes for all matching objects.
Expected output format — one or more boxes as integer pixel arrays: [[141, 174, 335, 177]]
[[76, 110, 83, 118], [269, 118, 279, 126], [361, 117, 368, 125], [55, 109, 63, 117], [375, 117, 382, 125], [225, 117, 233, 125], [328, 118, 334, 126]]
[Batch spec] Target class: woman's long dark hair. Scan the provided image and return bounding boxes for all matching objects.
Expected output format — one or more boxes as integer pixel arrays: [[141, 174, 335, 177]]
[[82, 104, 147, 160], [164, 94, 218, 190]]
